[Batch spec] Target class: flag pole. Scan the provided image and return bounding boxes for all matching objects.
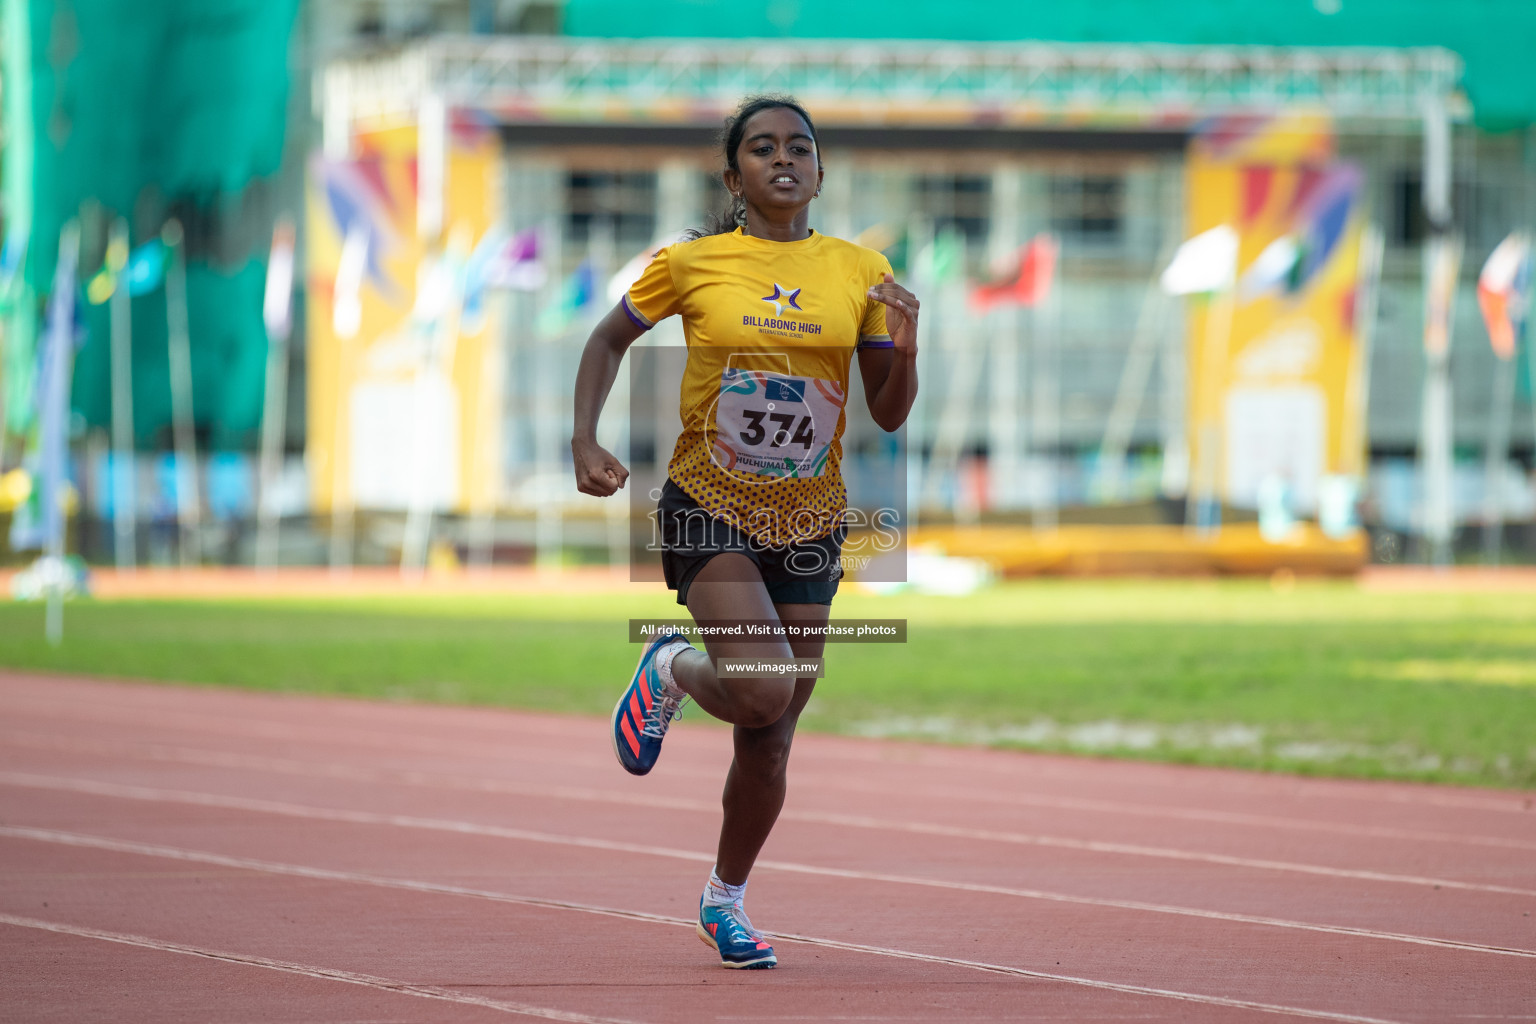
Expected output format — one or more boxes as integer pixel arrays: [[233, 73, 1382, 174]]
[[42, 222, 80, 646], [1098, 243, 1175, 502], [1032, 233, 1061, 532], [1418, 97, 1458, 567], [1186, 286, 1235, 534], [401, 231, 467, 576], [327, 339, 355, 575], [1481, 347, 1516, 565], [918, 269, 981, 514], [1476, 232, 1531, 566], [1417, 235, 1462, 567], [467, 289, 504, 571], [107, 218, 137, 572], [1343, 225, 1386, 484], [328, 225, 369, 575], [986, 169, 1022, 513], [162, 220, 201, 567], [1159, 224, 1239, 533], [534, 213, 564, 574], [255, 218, 296, 571]]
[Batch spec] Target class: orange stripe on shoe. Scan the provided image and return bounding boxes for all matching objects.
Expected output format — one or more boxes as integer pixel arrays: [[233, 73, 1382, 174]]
[[637, 670, 655, 710], [629, 692, 644, 725], [620, 715, 642, 757]]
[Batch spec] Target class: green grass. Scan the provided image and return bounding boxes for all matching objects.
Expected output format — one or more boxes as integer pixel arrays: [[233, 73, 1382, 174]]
[[2, 580, 1534, 789]]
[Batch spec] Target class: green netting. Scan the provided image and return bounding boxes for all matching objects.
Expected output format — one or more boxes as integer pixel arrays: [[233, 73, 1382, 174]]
[[565, 0, 1536, 129], [69, 261, 269, 449], [2, 0, 299, 448]]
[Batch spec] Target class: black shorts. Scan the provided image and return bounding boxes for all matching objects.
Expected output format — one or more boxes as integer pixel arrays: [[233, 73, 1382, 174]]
[[657, 478, 843, 606]]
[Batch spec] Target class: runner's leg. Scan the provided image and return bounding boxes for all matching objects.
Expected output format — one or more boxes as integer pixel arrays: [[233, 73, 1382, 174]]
[[670, 553, 798, 729], [714, 600, 830, 885]]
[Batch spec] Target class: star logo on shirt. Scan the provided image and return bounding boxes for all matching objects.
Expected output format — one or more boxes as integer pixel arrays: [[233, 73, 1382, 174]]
[[760, 284, 803, 319]]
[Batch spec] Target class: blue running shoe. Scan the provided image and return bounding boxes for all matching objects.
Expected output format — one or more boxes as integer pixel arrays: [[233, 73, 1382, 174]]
[[697, 899, 777, 969], [611, 632, 690, 776]]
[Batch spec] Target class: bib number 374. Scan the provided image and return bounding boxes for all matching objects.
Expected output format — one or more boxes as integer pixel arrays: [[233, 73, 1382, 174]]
[[710, 369, 845, 479]]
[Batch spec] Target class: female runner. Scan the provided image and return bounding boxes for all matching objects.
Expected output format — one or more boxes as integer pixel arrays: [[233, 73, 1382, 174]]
[[570, 95, 919, 969]]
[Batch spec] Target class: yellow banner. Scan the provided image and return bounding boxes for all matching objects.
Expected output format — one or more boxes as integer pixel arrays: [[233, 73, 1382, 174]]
[[306, 125, 503, 516], [1185, 113, 1366, 514]]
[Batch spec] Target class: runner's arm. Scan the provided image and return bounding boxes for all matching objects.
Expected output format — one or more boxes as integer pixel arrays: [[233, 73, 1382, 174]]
[[858, 274, 920, 432], [571, 303, 648, 496]]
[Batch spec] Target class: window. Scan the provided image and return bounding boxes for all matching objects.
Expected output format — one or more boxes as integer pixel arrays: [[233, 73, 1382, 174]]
[[914, 175, 991, 245], [1391, 171, 1428, 247], [354, 2, 384, 37], [1391, 170, 1482, 248], [564, 172, 657, 251], [1049, 174, 1124, 243], [698, 170, 732, 231]]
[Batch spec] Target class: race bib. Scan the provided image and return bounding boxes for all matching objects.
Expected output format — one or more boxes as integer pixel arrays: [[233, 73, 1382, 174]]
[[709, 368, 846, 479]]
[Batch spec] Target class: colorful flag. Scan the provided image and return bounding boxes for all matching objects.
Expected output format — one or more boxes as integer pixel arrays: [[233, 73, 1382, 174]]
[[85, 234, 129, 305], [486, 228, 546, 292], [10, 228, 80, 552], [1477, 232, 1531, 361], [332, 226, 369, 340], [1238, 235, 1300, 302], [459, 227, 508, 333], [124, 239, 169, 296], [1159, 225, 1239, 296], [1, 232, 35, 438], [537, 260, 596, 338], [1291, 165, 1362, 290], [410, 229, 470, 333], [969, 234, 1058, 312], [914, 229, 963, 286], [0, 232, 26, 313], [606, 238, 668, 306], [854, 223, 909, 275], [321, 157, 400, 300], [1423, 237, 1463, 358], [854, 223, 897, 253], [0, 468, 30, 511], [263, 219, 296, 341]]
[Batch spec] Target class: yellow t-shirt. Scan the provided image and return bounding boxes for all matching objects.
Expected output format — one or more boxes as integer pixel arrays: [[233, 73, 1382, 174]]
[[624, 228, 895, 547]]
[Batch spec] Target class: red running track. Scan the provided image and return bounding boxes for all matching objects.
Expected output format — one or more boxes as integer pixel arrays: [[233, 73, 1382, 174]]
[[1, 671, 1533, 1023]]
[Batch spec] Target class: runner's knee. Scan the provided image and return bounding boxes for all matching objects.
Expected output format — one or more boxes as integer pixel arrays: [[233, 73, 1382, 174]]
[[732, 675, 796, 729]]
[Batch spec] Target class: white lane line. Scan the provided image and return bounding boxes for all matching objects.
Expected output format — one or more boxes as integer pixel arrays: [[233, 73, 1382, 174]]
[[7, 693, 1534, 848], [13, 677, 1535, 822], [3, 781, 1534, 961], [0, 829, 1412, 1024], [4, 769, 1531, 901], [760, 933, 1410, 1024], [0, 912, 642, 1024], [798, 741, 1536, 815], [7, 695, 1532, 834], [812, 774, 1536, 853], [10, 730, 1533, 855], [7, 692, 1530, 824]]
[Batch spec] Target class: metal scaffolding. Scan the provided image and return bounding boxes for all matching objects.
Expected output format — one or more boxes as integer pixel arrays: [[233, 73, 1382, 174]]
[[322, 36, 1467, 144]]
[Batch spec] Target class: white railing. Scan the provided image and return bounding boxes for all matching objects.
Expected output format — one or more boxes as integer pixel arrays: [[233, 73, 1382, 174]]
[[324, 36, 1466, 134]]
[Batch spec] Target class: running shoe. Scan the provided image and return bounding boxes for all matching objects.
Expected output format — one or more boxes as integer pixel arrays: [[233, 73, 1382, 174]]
[[697, 899, 777, 969], [610, 632, 690, 776]]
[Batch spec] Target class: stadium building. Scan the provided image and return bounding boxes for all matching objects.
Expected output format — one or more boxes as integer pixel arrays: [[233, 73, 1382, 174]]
[[3, 0, 1534, 569]]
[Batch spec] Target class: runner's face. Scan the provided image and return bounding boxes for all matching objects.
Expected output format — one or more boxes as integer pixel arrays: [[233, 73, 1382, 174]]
[[729, 107, 822, 215]]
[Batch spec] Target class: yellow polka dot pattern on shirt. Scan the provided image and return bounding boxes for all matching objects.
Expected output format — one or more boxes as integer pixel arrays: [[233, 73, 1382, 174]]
[[668, 431, 849, 547]]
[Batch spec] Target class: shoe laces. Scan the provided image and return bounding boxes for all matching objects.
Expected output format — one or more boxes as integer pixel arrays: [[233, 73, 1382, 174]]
[[711, 903, 763, 942], [639, 684, 688, 740]]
